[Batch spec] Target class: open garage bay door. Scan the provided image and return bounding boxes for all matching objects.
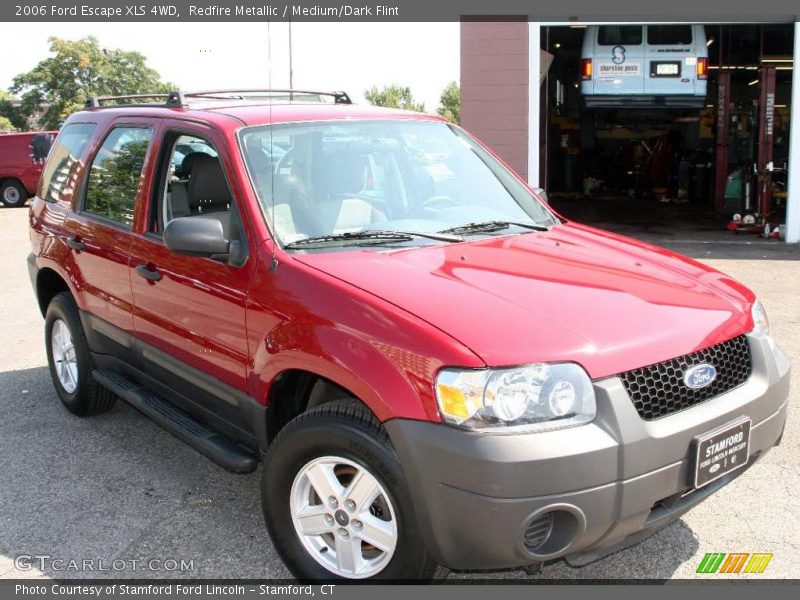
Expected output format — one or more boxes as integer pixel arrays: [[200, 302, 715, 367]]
[[530, 22, 799, 244]]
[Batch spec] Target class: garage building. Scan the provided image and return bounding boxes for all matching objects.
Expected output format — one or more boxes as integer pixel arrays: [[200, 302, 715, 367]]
[[461, 15, 800, 245]]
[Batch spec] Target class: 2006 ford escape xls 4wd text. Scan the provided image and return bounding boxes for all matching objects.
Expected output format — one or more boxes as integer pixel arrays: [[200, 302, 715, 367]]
[[29, 90, 790, 581]]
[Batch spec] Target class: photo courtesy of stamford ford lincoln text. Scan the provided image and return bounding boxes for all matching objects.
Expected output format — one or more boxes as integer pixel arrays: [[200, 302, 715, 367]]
[[0, 0, 799, 597]]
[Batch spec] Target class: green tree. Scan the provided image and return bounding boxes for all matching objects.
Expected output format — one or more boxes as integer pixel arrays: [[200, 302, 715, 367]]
[[364, 84, 425, 112], [437, 81, 460, 124], [0, 91, 24, 131], [10, 37, 173, 130]]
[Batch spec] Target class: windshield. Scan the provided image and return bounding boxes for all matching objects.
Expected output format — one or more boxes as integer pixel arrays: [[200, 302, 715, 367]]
[[239, 119, 557, 249]]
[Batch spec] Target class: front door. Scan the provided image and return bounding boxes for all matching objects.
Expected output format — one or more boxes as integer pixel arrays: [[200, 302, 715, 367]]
[[128, 121, 255, 436]]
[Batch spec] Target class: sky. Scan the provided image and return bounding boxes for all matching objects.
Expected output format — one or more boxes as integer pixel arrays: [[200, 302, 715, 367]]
[[0, 22, 460, 112]]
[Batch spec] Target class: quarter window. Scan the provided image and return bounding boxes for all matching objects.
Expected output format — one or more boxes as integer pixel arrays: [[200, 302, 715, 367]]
[[84, 126, 152, 228], [38, 123, 96, 204]]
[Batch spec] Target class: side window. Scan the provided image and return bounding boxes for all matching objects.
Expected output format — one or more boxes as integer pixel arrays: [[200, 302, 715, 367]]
[[151, 132, 244, 253], [84, 126, 152, 228], [38, 123, 97, 203]]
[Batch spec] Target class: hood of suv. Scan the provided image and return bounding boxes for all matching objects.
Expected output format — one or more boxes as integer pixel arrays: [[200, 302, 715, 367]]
[[293, 223, 755, 379]]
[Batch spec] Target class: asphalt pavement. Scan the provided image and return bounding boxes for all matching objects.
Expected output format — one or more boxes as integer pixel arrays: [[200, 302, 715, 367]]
[[0, 205, 797, 580]]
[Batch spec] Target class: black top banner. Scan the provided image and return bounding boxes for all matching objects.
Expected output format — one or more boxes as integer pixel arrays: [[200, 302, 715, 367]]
[[2, 0, 799, 22]]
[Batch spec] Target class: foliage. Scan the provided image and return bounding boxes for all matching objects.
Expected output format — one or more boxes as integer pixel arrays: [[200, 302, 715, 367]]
[[0, 91, 24, 131], [364, 84, 425, 112], [10, 37, 172, 130], [0, 116, 16, 132], [437, 81, 460, 124]]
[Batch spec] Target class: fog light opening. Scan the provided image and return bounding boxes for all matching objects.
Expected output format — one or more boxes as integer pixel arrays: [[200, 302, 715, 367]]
[[521, 506, 585, 559]]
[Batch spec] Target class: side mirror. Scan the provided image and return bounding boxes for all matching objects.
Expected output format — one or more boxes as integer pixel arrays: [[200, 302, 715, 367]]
[[533, 187, 550, 204], [164, 217, 231, 259]]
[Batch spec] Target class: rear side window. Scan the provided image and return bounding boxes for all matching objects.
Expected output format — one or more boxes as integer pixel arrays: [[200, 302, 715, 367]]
[[84, 126, 152, 228], [647, 25, 693, 45], [38, 123, 96, 203], [597, 26, 642, 46]]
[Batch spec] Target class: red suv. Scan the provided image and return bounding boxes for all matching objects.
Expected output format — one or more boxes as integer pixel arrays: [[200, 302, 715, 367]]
[[28, 90, 790, 581]]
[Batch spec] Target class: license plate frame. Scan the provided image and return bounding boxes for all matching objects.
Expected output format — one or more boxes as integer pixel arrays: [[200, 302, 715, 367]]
[[692, 417, 751, 489], [651, 61, 681, 77]]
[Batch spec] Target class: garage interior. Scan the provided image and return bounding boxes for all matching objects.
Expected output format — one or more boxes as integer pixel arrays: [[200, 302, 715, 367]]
[[540, 24, 795, 243]]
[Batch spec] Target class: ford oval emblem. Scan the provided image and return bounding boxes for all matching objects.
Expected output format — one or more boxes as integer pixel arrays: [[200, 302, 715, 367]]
[[684, 364, 717, 389]]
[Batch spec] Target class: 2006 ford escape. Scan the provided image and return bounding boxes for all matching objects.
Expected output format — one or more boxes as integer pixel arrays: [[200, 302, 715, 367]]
[[29, 90, 790, 581]]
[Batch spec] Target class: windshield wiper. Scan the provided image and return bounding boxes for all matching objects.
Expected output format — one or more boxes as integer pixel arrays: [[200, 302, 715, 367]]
[[439, 220, 551, 235], [283, 229, 462, 249]]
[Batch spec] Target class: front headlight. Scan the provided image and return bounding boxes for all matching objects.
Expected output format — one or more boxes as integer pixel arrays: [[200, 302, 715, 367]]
[[435, 363, 596, 433], [751, 300, 770, 337]]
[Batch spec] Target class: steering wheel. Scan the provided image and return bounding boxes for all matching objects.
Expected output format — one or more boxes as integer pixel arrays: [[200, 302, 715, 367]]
[[274, 145, 297, 174], [412, 195, 458, 215]]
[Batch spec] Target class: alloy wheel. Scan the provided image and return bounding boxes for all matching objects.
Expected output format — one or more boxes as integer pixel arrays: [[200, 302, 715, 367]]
[[290, 455, 398, 578]]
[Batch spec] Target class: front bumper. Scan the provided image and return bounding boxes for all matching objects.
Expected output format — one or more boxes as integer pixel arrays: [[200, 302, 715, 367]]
[[385, 335, 790, 571]]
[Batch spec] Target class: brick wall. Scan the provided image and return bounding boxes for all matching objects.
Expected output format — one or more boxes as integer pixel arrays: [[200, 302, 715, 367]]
[[460, 21, 529, 180]]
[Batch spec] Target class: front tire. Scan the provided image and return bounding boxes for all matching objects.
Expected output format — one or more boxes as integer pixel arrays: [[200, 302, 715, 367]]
[[44, 292, 116, 416], [262, 401, 443, 581], [1, 180, 27, 207]]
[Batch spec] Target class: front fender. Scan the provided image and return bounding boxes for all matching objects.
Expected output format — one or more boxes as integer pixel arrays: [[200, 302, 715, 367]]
[[254, 323, 440, 422], [246, 248, 484, 422]]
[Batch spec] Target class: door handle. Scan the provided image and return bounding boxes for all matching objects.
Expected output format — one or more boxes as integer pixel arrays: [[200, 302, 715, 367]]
[[66, 236, 85, 252], [135, 263, 162, 282]]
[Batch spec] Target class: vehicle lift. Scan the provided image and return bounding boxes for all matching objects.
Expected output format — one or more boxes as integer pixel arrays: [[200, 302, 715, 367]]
[[720, 67, 777, 235], [714, 71, 732, 215], [755, 66, 777, 234]]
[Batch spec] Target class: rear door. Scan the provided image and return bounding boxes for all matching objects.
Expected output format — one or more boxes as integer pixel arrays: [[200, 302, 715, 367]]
[[62, 118, 158, 357], [644, 24, 699, 95], [592, 25, 645, 95]]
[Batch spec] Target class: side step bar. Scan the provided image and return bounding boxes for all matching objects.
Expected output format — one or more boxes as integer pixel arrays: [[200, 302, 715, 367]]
[[93, 369, 257, 474]]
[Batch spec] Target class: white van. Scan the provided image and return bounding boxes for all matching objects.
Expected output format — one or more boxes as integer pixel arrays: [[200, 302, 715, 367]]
[[581, 24, 708, 108]]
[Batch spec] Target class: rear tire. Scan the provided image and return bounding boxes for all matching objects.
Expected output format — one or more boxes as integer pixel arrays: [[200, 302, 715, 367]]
[[44, 292, 116, 416], [262, 400, 445, 581], [1, 180, 27, 207]]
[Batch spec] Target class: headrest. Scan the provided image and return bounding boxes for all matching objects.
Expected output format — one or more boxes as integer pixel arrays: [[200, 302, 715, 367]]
[[187, 154, 231, 210], [178, 152, 208, 178], [317, 152, 367, 196]]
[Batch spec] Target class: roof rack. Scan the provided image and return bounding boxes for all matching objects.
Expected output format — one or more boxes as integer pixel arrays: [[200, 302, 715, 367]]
[[183, 89, 352, 104], [84, 92, 185, 109], [83, 89, 352, 110]]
